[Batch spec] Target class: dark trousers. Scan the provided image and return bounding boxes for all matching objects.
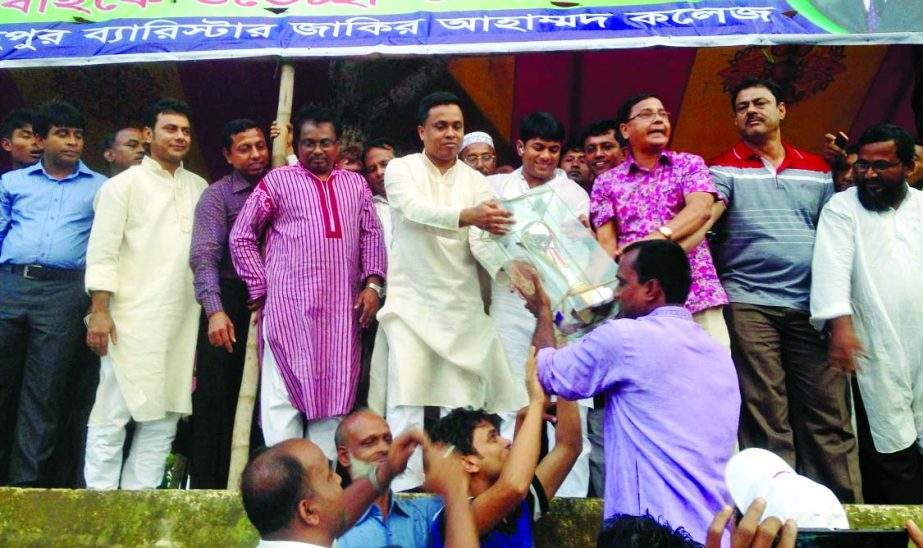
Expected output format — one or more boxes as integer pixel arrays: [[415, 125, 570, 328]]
[[0, 270, 89, 486], [48, 344, 99, 487], [853, 378, 923, 503], [725, 303, 862, 502], [189, 279, 262, 489]]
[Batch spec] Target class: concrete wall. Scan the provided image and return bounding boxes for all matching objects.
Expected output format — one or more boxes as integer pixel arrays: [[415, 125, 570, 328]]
[[1, 488, 921, 547]]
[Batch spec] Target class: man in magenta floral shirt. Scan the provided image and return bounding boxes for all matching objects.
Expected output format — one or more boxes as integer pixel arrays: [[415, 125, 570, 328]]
[[590, 93, 729, 347]]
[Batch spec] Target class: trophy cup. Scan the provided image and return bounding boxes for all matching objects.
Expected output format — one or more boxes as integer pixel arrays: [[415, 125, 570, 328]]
[[518, 220, 614, 325], [474, 184, 618, 334]]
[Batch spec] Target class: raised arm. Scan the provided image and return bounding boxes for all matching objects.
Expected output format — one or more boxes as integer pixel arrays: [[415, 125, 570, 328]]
[[341, 428, 425, 529], [470, 347, 547, 535], [229, 181, 275, 308], [534, 396, 581, 501], [422, 442, 479, 548]]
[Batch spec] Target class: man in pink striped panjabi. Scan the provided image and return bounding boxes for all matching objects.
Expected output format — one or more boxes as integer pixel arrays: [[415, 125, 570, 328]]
[[230, 104, 386, 460]]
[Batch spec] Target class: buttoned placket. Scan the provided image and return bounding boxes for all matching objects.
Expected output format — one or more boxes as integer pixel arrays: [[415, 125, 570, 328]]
[[38, 166, 80, 264]]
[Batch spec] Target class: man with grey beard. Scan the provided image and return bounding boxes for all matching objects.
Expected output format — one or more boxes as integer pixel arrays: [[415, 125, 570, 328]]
[[334, 409, 443, 548], [811, 123, 923, 504]]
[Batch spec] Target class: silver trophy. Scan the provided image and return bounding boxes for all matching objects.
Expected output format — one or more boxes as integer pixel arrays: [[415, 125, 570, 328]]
[[476, 184, 618, 333]]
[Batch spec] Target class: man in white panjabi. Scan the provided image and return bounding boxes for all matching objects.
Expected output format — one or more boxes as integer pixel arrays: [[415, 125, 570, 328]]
[[369, 91, 527, 491], [811, 123, 923, 503], [83, 99, 207, 489], [479, 112, 592, 497]]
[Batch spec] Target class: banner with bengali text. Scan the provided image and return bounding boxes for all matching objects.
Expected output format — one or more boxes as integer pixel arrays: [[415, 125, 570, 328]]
[[1, 0, 922, 67]]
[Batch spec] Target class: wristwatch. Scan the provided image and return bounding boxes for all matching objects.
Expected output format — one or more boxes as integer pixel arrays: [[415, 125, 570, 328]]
[[657, 226, 674, 240], [366, 282, 386, 299]]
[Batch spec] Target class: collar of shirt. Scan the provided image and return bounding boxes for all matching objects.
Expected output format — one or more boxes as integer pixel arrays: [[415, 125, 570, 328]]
[[645, 305, 693, 321], [624, 150, 674, 175], [141, 155, 187, 179], [490, 167, 570, 196], [295, 162, 344, 184], [229, 170, 259, 194], [373, 194, 389, 206], [354, 491, 412, 523], [421, 152, 462, 181], [24, 159, 94, 183], [730, 140, 805, 173]]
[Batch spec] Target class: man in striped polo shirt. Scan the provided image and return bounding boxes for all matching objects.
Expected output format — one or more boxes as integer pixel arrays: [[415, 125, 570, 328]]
[[708, 77, 860, 502]]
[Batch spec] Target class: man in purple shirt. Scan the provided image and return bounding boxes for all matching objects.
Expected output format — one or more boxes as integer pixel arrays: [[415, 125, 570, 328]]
[[521, 239, 739, 546], [188, 118, 269, 488]]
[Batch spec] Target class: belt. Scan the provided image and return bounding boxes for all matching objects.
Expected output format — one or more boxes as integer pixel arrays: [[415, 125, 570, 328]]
[[1, 263, 85, 281]]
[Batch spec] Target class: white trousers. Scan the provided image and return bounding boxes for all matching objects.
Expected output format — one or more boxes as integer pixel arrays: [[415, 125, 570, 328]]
[[84, 357, 179, 490], [693, 306, 731, 352], [261, 321, 342, 460], [500, 404, 592, 497]]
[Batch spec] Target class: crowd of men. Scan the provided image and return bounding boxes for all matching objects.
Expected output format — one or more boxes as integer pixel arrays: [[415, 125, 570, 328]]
[[1, 75, 922, 546]]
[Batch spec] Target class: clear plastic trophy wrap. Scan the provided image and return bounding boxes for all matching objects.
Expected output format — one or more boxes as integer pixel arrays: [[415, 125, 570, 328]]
[[474, 184, 618, 334]]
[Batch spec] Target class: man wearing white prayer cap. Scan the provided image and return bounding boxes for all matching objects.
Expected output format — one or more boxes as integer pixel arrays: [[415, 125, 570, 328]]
[[460, 131, 497, 176]]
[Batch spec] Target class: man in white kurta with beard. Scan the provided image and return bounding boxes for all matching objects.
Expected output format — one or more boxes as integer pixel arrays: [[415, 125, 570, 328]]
[[483, 112, 592, 497], [369, 92, 527, 491], [811, 123, 923, 503], [83, 99, 207, 489]]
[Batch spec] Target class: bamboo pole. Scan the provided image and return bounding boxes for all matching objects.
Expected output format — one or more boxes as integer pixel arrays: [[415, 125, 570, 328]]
[[227, 62, 295, 490]]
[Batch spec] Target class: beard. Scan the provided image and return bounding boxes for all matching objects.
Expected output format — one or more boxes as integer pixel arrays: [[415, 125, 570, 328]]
[[858, 181, 907, 212], [348, 454, 377, 480]]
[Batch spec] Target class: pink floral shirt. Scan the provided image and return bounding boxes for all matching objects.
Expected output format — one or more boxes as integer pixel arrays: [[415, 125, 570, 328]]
[[590, 151, 728, 313]]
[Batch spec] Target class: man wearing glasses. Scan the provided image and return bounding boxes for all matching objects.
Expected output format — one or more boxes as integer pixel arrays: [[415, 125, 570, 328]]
[[811, 123, 923, 504], [708, 78, 860, 503], [459, 131, 498, 176], [590, 93, 729, 347], [230, 104, 386, 461]]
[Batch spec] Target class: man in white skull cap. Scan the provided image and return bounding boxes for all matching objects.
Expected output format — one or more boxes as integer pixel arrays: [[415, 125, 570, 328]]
[[460, 131, 498, 176]]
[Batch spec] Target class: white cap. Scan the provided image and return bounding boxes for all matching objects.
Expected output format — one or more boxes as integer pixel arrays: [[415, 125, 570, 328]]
[[725, 449, 849, 529], [461, 131, 494, 152]]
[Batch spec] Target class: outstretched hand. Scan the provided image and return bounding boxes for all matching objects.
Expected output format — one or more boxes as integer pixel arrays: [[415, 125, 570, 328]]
[[515, 268, 551, 318], [461, 200, 515, 235], [385, 427, 426, 480]]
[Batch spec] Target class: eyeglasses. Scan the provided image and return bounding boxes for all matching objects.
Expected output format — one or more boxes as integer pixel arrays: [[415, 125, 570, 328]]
[[627, 110, 671, 122], [853, 160, 903, 173], [300, 139, 338, 150], [464, 153, 495, 164]]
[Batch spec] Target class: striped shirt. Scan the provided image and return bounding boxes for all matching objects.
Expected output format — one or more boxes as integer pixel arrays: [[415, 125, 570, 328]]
[[709, 141, 834, 310], [229, 164, 386, 419]]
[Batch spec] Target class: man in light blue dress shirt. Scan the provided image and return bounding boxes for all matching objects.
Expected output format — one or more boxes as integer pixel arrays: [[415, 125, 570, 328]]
[[0, 100, 106, 486], [335, 409, 442, 548]]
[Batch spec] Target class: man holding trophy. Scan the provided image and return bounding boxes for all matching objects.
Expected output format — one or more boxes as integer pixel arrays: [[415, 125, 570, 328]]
[[369, 92, 527, 492], [476, 111, 596, 497]]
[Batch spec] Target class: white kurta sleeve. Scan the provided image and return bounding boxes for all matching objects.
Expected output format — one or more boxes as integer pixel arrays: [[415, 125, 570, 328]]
[[385, 156, 462, 231], [810, 195, 856, 327], [86, 176, 130, 295]]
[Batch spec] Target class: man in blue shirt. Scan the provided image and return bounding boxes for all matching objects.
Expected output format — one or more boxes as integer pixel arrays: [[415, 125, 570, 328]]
[[0, 100, 106, 486], [335, 409, 443, 548]]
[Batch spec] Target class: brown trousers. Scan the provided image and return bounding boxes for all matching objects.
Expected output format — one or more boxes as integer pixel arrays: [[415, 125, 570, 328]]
[[725, 303, 862, 502]]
